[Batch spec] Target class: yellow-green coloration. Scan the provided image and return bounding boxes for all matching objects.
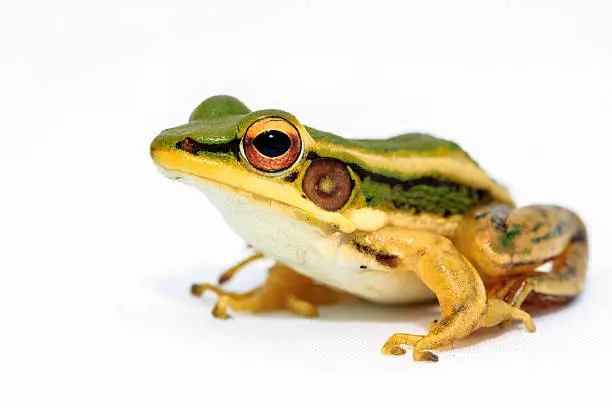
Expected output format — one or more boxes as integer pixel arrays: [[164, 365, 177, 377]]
[[307, 127, 471, 158], [150, 95, 589, 363]]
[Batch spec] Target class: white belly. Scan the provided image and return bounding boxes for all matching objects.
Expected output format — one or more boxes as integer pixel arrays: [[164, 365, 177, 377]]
[[184, 175, 435, 304]]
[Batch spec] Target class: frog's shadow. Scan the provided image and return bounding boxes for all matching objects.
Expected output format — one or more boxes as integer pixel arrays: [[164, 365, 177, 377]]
[[318, 299, 440, 324]]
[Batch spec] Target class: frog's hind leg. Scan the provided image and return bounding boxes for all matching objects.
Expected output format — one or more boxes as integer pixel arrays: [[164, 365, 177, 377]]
[[455, 204, 588, 310], [191, 262, 351, 319]]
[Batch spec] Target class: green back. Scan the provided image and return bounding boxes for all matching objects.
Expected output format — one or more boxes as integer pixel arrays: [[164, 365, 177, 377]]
[[306, 127, 474, 160]]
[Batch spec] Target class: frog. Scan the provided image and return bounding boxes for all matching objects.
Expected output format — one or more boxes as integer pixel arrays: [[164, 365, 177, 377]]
[[150, 95, 588, 362]]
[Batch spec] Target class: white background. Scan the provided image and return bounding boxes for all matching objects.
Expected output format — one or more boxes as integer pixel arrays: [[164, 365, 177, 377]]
[[1, 1, 611, 407]]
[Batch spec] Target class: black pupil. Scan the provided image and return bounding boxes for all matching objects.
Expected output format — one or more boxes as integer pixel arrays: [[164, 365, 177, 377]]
[[253, 130, 291, 157]]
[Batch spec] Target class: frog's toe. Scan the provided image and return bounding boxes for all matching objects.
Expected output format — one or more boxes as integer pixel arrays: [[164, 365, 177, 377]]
[[381, 333, 423, 357], [191, 282, 223, 297], [211, 299, 232, 320], [191, 282, 257, 300], [480, 297, 537, 333], [390, 347, 407, 356], [512, 306, 536, 332], [413, 350, 439, 363], [190, 283, 206, 296], [190, 281, 266, 318], [382, 345, 407, 356]]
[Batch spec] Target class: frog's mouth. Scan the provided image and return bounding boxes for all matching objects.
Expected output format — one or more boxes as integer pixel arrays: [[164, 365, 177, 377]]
[[151, 148, 356, 233]]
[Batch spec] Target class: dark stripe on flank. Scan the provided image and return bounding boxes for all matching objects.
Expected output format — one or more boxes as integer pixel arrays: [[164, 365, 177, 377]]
[[342, 159, 491, 216], [176, 137, 236, 155], [354, 242, 400, 268], [348, 164, 486, 196]]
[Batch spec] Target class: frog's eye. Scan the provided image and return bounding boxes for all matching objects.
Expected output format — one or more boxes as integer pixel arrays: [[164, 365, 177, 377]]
[[302, 159, 353, 211], [242, 117, 302, 173]]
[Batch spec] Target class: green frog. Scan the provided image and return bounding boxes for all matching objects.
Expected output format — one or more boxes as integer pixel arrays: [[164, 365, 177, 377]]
[[150, 95, 588, 362]]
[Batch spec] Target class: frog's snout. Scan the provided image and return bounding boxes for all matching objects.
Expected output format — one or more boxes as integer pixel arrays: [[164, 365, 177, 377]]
[[150, 133, 176, 156], [150, 131, 188, 169]]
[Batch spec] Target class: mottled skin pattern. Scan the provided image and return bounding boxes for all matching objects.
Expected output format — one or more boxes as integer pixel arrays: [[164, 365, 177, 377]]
[[150, 95, 588, 362]]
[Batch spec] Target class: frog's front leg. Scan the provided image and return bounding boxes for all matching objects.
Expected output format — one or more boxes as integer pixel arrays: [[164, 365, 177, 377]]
[[191, 261, 351, 319], [366, 228, 532, 362], [454, 204, 588, 310], [215, 252, 264, 284]]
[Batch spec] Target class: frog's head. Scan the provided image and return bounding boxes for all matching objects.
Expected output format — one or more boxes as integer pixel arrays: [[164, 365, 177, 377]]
[[150, 95, 361, 233]]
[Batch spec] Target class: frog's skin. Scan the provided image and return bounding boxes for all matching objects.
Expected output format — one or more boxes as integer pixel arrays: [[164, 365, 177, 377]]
[[150, 95, 588, 362]]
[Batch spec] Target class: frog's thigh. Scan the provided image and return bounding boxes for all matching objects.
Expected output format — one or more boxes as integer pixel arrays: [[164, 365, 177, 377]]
[[366, 227, 488, 361], [454, 204, 588, 308]]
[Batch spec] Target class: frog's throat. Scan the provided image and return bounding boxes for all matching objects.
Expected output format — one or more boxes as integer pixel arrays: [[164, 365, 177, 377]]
[[151, 149, 357, 233]]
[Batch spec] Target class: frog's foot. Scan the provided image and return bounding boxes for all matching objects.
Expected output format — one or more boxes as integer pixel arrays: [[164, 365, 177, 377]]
[[381, 334, 439, 362], [481, 297, 536, 332], [380, 308, 478, 363], [190, 284, 259, 319], [382, 298, 536, 362], [191, 263, 351, 319]]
